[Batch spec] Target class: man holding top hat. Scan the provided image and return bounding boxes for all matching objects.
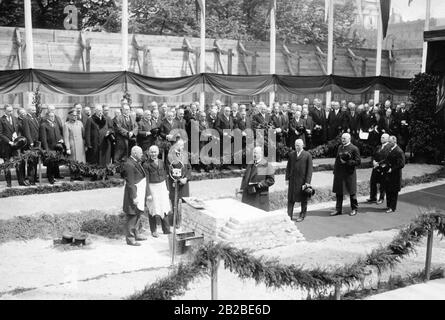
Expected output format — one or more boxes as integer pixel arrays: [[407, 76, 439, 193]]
[[240, 146, 275, 212], [331, 133, 361, 217], [383, 136, 405, 213], [121, 146, 148, 246], [286, 139, 313, 222]]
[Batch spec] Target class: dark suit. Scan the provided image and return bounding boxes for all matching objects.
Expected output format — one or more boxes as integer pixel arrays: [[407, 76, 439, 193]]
[[15, 116, 28, 184], [85, 115, 112, 166], [333, 143, 361, 212], [382, 115, 397, 136], [309, 106, 326, 146], [328, 110, 346, 140], [347, 112, 360, 139], [136, 118, 155, 152], [289, 117, 306, 148], [240, 158, 275, 212], [369, 143, 391, 201], [286, 150, 313, 218], [121, 156, 147, 244], [215, 114, 235, 164], [395, 109, 410, 151], [23, 114, 40, 183], [383, 144, 405, 211], [39, 119, 63, 183], [303, 115, 315, 149], [0, 114, 19, 185], [113, 114, 138, 163]]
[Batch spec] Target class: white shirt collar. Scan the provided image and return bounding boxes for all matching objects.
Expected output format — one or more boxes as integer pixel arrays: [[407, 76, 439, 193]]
[[344, 142, 351, 147]]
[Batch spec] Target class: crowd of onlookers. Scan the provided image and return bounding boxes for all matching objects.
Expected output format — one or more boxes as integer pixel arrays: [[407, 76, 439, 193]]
[[0, 96, 411, 187]]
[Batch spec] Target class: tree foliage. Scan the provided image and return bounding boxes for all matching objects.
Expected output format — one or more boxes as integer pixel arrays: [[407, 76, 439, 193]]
[[0, 0, 364, 47]]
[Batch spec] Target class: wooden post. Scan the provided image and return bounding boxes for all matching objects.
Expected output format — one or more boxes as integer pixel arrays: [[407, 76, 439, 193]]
[[269, 0, 276, 108], [211, 258, 220, 300], [421, 0, 431, 73], [121, 0, 128, 71], [227, 49, 233, 75], [424, 229, 434, 281], [374, 4, 383, 104]]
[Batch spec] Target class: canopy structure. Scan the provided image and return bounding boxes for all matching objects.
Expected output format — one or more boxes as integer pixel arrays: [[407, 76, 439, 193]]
[[0, 69, 411, 97]]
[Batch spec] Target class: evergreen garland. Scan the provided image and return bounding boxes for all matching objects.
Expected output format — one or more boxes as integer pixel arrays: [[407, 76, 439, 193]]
[[129, 211, 445, 300]]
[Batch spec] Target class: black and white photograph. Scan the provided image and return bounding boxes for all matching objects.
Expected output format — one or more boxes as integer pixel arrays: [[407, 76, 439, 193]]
[[1, 0, 445, 305]]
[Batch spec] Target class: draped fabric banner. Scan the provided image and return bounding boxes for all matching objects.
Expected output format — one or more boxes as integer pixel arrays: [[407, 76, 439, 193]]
[[0, 69, 411, 97], [204, 74, 275, 96]]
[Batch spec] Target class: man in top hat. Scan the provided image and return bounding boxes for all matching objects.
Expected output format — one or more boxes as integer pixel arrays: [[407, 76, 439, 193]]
[[240, 146, 275, 212], [331, 133, 361, 217], [121, 146, 148, 246], [0, 105, 19, 187], [286, 139, 313, 222], [383, 136, 405, 213]]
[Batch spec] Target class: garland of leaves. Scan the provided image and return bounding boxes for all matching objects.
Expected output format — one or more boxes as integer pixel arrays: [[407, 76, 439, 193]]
[[129, 211, 445, 300], [0, 179, 124, 198], [0, 148, 119, 180]]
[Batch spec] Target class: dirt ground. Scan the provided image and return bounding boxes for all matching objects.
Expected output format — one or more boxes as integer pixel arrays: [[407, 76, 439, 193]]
[[0, 228, 444, 300]]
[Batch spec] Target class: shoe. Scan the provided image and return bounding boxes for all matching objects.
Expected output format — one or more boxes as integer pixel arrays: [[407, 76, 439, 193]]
[[377, 199, 384, 204], [49, 180, 55, 185], [151, 232, 159, 238], [330, 211, 342, 216], [366, 199, 377, 203], [126, 241, 141, 246], [349, 210, 358, 216], [6, 182, 12, 188], [385, 209, 394, 213], [29, 182, 36, 186], [135, 235, 147, 241], [296, 216, 305, 222]]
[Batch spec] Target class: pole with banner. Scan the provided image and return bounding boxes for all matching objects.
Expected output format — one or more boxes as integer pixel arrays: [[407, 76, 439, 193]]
[[421, 0, 431, 73], [269, 0, 276, 108], [326, 0, 334, 107], [121, 0, 128, 71], [374, 3, 383, 105], [24, 0, 34, 107], [199, 0, 206, 108]]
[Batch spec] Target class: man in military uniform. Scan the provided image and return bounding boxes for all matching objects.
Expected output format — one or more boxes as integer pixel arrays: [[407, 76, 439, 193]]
[[331, 133, 361, 216]]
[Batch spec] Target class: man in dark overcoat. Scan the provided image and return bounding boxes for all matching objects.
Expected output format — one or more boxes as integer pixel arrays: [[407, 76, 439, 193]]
[[23, 105, 40, 184], [40, 111, 64, 184], [366, 133, 390, 204], [113, 104, 138, 164], [121, 146, 148, 246], [331, 133, 361, 216], [15, 108, 30, 186], [286, 139, 313, 222], [383, 136, 405, 213], [0, 105, 19, 187], [85, 105, 112, 166], [240, 146, 275, 212]]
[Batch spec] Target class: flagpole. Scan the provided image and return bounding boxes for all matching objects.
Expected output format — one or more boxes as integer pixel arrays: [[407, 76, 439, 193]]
[[121, 0, 128, 71], [199, 0, 206, 109], [24, 0, 34, 108], [421, 0, 431, 73], [326, 0, 334, 108], [374, 3, 383, 105], [269, 0, 276, 108]]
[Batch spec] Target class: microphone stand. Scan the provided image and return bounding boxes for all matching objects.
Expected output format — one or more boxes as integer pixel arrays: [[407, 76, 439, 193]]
[[171, 178, 179, 266]]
